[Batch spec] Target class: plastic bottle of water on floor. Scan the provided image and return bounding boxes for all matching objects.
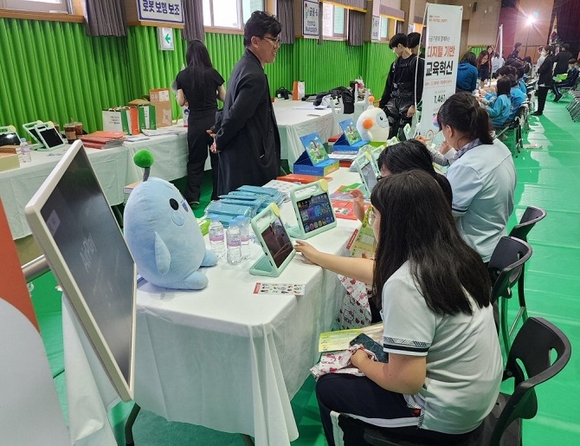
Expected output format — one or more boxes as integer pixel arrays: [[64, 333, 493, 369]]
[[226, 218, 242, 265], [237, 215, 251, 259], [208, 214, 225, 259]]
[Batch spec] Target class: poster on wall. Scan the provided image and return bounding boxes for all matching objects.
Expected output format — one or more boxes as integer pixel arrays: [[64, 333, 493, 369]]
[[303, 1, 319, 36], [137, 0, 184, 24], [417, 4, 462, 143], [371, 16, 380, 41]]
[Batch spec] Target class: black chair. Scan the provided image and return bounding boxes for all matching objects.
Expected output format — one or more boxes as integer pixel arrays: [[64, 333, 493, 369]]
[[488, 236, 533, 355], [495, 104, 528, 156], [361, 317, 571, 446], [505, 207, 547, 347]]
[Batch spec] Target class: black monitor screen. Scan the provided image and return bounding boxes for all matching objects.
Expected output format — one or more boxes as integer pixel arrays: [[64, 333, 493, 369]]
[[39, 127, 64, 148], [296, 192, 335, 234], [39, 148, 134, 385], [260, 216, 293, 267]]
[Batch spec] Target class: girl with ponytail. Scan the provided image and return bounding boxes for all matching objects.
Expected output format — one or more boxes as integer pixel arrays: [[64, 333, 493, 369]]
[[433, 92, 517, 263]]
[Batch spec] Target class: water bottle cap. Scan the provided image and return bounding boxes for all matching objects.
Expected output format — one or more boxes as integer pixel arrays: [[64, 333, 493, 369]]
[[20, 138, 27, 143], [208, 214, 217, 221]]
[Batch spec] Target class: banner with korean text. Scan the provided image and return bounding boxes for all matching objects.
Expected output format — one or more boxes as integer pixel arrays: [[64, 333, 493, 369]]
[[417, 4, 462, 141], [137, 0, 183, 24]]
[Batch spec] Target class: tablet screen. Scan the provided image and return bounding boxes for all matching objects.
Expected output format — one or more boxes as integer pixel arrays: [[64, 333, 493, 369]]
[[260, 216, 293, 267], [25, 142, 135, 401], [296, 192, 335, 234], [360, 161, 378, 192], [39, 127, 64, 148]]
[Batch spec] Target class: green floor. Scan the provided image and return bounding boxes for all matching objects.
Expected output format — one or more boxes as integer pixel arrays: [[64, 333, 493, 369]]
[[28, 96, 580, 445]]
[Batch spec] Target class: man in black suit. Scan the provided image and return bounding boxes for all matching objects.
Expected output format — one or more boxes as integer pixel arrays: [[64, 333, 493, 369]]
[[212, 11, 282, 195], [553, 44, 572, 76]]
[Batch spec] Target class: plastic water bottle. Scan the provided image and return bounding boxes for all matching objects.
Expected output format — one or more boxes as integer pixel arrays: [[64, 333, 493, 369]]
[[19, 138, 32, 164], [182, 104, 189, 127], [226, 218, 242, 265], [237, 215, 251, 259], [208, 214, 225, 259]]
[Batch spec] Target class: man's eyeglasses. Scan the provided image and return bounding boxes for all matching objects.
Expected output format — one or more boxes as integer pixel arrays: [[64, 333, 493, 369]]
[[263, 36, 282, 46]]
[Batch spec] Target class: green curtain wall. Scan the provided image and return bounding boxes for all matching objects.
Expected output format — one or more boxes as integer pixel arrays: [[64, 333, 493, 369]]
[[1, 17, 397, 134], [0, 18, 130, 134]]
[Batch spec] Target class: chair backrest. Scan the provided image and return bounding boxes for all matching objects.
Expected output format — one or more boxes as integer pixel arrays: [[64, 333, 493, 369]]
[[490, 317, 571, 446], [509, 206, 546, 242], [488, 236, 532, 303]]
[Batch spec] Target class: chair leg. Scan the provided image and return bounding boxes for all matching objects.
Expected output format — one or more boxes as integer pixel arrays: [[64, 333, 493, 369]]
[[500, 297, 511, 356], [509, 270, 530, 338], [125, 403, 141, 446]]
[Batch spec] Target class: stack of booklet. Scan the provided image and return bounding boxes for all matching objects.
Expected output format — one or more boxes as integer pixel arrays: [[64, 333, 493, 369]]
[[318, 323, 383, 353]]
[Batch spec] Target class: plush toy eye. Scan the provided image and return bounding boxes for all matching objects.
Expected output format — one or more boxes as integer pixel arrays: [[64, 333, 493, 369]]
[[169, 198, 179, 210]]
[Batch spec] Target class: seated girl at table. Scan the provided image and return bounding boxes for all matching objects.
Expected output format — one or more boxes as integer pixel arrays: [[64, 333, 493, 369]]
[[351, 140, 452, 222], [315, 170, 502, 446], [481, 76, 511, 129], [296, 139, 452, 286]]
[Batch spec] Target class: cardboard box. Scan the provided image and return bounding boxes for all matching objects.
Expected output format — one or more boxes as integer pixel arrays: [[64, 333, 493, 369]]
[[332, 132, 368, 153], [293, 151, 339, 176], [128, 98, 150, 106], [0, 145, 19, 154], [149, 88, 172, 128], [103, 109, 129, 134], [0, 153, 20, 172], [137, 105, 157, 130], [102, 108, 140, 135]]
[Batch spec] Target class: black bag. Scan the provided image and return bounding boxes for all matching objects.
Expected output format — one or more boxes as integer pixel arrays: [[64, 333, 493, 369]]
[[275, 87, 291, 100], [313, 86, 355, 113]]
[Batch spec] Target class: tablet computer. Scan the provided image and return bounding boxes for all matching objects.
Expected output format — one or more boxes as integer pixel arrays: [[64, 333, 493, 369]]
[[25, 140, 136, 402], [250, 203, 295, 277], [352, 151, 381, 198], [22, 121, 44, 148], [287, 179, 337, 239], [34, 123, 66, 150]]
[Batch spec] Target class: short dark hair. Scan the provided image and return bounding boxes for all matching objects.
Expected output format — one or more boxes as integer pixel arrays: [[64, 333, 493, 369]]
[[569, 58, 577, 64], [563, 43, 570, 51], [370, 170, 490, 315], [407, 32, 421, 49], [437, 92, 494, 145], [389, 33, 408, 49], [243, 11, 281, 47], [377, 140, 453, 206], [514, 42, 522, 48], [496, 77, 512, 96], [496, 65, 516, 78], [461, 51, 477, 67]]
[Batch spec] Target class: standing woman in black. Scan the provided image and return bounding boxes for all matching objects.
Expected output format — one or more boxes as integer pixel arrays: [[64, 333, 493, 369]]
[[532, 46, 555, 116], [176, 40, 226, 204], [476, 50, 490, 88]]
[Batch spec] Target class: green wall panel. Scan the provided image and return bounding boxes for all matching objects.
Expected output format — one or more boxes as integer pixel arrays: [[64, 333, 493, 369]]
[[1, 19, 400, 136], [0, 18, 130, 133], [293, 38, 363, 95], [362, 42, 396, 102], [126, 26, 188, 120]]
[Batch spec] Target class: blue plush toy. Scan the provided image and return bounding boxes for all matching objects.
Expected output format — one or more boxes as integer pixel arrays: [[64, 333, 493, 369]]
[[124, 150, 217, 290]]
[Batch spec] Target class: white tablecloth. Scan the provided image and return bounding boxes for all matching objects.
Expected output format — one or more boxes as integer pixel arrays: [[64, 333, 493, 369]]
[[123, 127, 189, 183], [65, 168, 362, 446], [273, 100, 334, 168], [0, 146, 129, 240]]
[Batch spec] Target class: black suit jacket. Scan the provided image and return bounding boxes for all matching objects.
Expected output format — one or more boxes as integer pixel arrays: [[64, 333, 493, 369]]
[[214, 49, 281, 195]]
